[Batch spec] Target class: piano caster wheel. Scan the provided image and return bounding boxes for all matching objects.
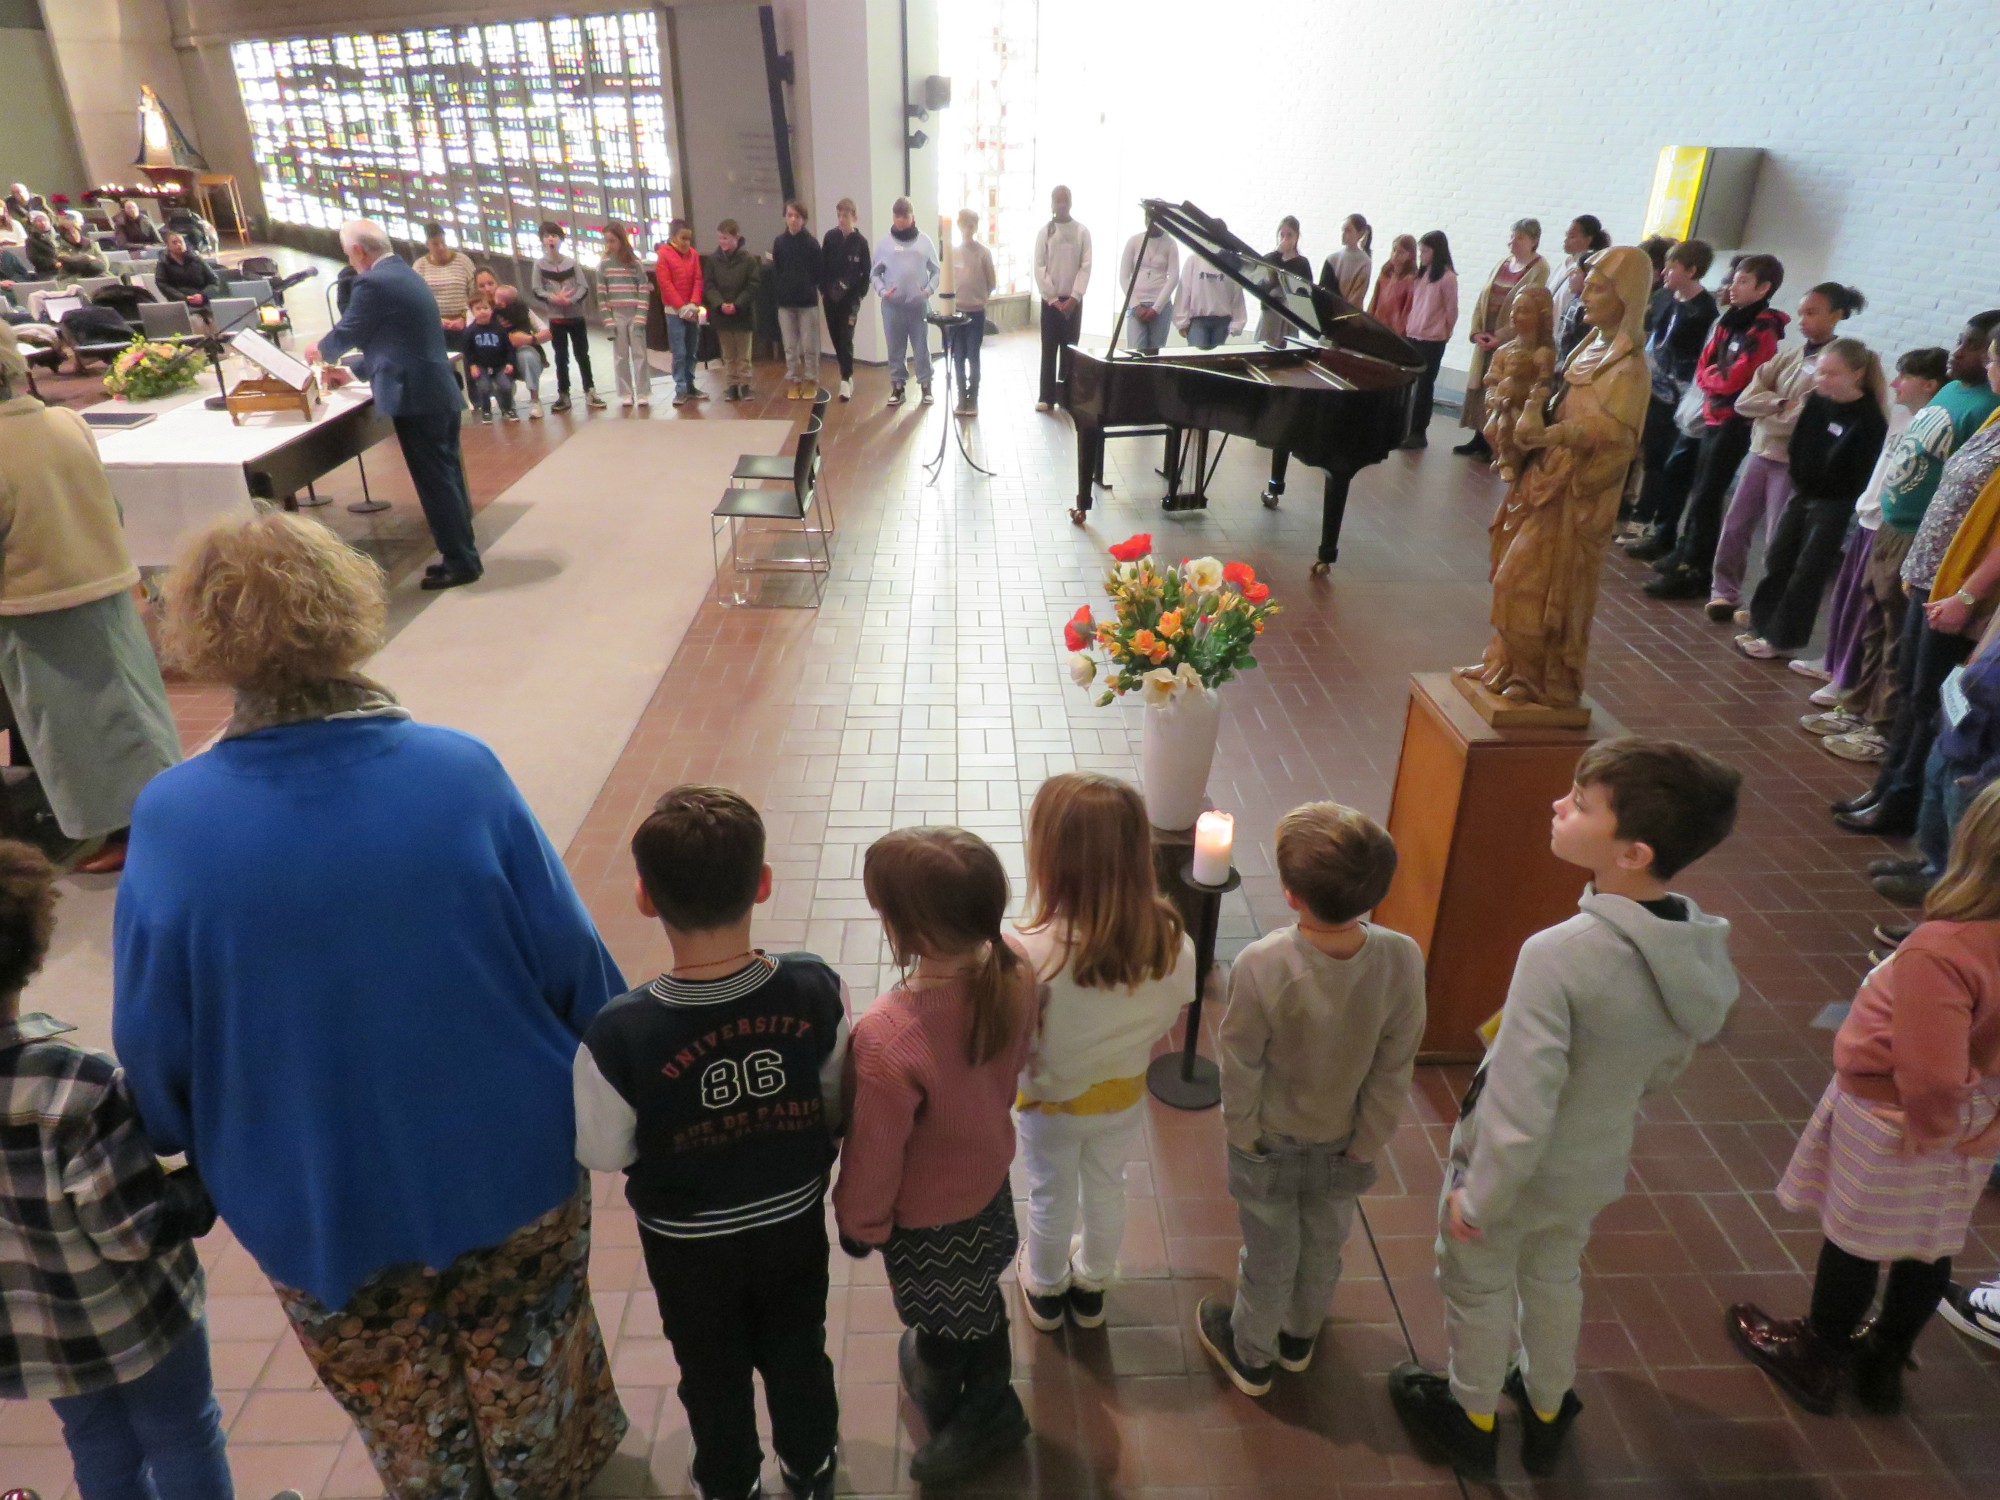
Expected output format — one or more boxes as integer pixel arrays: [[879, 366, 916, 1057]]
[[1260, 486, 1282, 510], [1069, 508, 1087, 526], [1309, 560, 1331, 577]]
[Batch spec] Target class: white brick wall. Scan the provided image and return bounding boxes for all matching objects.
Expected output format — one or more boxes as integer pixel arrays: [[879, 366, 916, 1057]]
[[1025, 0, 2000, 366]]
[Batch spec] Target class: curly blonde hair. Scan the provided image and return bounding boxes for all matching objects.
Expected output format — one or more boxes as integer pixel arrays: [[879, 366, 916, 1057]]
[[161, 513, 386, 691]]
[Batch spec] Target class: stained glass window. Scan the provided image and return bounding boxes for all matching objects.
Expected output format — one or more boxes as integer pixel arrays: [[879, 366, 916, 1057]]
[[231, 10, 675, 263]]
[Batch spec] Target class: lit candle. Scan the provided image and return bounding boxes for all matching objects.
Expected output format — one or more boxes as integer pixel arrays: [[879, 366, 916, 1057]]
[[1192, 810, 1234, 886], [938, 214, 955, 300]]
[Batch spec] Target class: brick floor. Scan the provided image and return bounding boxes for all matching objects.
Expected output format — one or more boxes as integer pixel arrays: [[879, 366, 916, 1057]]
[[7, 330, 1997, 1499]]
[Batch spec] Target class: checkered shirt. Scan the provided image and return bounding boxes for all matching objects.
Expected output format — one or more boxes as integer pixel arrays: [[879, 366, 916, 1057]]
[[1, 1013, 203, 1399]]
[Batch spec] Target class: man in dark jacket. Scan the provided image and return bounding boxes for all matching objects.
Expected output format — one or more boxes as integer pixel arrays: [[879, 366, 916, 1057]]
[[1625, 238, 1719, 559], [318, 218, 481, 590], [820, 198, 869, 402], [771, 201, 823, 400], [154, 233, 219, 307], [703, 220, 762, 401]]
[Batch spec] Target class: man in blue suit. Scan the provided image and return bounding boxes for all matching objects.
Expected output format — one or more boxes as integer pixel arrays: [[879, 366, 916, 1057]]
[[318, 219, 483, 589]]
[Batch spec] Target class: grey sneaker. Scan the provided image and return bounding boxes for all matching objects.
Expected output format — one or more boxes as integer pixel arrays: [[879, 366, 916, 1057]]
[[1195, 1297, 1272, 1396], [1824, 728, 1888, 762], [1801, 709, 1864, 736], [1275, 1329, 1318, 1372]]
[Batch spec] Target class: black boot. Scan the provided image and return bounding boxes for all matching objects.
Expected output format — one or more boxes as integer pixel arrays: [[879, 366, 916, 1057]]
[[898, 1328, 965, 1439], [1852, 1327, 1917, 1415], [1452, 433, 1492, 458], [1387, 1361, 1497, 1479], [908, 1329, 1029, 1484], [1504, 1368, 1583, 1476]]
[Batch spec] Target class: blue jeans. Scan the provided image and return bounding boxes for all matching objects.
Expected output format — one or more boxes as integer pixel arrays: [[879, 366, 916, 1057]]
[[1186, 314, 1232, 350], [666, 312, 698, 393], [1127, 301, 1170, 352], [1917, 741, 1980, 876], [469, 367, 515, 416], [50, 1320, 232, 1500], [948, 314, 985, 395], [881, 295, 931, 387]]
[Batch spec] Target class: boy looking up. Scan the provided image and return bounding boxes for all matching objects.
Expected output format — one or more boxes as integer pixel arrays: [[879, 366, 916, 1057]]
[[574, 786, 849, 1500], [1390, 738, 1742, 1481], [1198, 803, 1426, 1397]]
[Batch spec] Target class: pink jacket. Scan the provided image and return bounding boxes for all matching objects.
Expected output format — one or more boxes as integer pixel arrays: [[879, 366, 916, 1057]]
[[1405, 269, 1459, 342]]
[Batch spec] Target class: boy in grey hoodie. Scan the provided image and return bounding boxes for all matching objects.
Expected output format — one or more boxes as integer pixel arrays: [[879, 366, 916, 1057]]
[[1391, 738, 1742, 1481]]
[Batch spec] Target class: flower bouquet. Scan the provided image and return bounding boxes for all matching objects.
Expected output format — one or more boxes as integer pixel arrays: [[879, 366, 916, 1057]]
[[102, 338, 203, 402], [1064, 533, 1278, 708], [1063, 534, 1281, 829]]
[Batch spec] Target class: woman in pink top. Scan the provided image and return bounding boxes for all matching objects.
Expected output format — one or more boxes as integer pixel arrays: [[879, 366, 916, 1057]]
[[1402, 230, 1459, 449], [1729, 780, 2000, 1417], [834, 827, 1037, 1485]]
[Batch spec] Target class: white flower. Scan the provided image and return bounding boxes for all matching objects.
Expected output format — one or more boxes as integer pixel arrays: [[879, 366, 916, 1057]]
[[1175, 662, 1204, 695], [1070, 652, 1096, 687], [1115, 560, 1142, 585], [1140, 668, 1178, 706], [1184, 556, 1224, 591]]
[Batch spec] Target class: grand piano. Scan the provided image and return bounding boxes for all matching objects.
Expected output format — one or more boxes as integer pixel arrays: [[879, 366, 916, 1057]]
[[1063, 200, 1423, 571]]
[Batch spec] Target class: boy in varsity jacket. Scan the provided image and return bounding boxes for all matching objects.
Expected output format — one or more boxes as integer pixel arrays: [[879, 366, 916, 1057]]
[[575, 785, 848, 1500]]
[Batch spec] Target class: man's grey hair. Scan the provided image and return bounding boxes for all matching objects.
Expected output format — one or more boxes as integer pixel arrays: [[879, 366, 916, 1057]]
[[339, 219, 393, 258]]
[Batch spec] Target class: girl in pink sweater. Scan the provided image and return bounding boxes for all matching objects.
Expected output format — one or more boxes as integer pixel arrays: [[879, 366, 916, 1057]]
[[833, 827, 1037, 1485], [1730, 781, 2000, 1417]]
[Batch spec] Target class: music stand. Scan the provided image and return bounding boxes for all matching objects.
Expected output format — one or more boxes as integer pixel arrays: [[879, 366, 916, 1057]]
[[321, 274, 388, 515], [921, 307, 994, 484]]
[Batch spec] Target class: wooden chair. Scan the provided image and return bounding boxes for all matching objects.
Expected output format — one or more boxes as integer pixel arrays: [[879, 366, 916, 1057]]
[[711, 416, 830, 607]]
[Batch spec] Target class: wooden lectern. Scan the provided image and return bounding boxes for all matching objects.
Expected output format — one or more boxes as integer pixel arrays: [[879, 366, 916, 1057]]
[[1373, 673, 1625, 1061]]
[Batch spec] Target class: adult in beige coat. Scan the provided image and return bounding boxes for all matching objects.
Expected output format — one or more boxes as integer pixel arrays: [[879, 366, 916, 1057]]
[[1456, 220, 1551, 458], [0, 322, 180, 872]]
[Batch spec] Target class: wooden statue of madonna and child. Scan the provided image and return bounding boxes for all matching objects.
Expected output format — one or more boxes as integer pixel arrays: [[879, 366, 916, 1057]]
[[1455, 245, 1654, 727]]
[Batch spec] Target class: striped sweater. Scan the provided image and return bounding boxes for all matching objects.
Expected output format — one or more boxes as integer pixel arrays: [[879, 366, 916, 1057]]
[[596, 258, 651, 319]]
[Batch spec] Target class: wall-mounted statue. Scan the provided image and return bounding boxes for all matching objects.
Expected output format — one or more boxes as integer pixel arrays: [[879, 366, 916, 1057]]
[[1459, 246, 1653, 714]]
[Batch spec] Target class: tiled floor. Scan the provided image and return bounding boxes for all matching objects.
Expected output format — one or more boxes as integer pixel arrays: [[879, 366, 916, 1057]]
[[8, 328, 2000, 1500]]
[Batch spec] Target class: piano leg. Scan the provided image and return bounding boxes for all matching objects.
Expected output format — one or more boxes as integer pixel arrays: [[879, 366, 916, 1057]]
[[1160, 428, 1184, 500], [1312, 463, 1357, 575], [1263, 449, 1289, 508], [1072, 424, 1101, 524]]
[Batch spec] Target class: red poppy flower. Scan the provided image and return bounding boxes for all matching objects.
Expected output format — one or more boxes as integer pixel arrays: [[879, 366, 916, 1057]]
[[1223, 561, 1256, 587], [1108, 533, 1153, 563], [1242, 581, 1271, 603], [1063, 604, 1094, 652]]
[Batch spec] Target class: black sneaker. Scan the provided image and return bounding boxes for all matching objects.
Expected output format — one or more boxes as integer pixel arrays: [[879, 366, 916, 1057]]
[[907, 1386, 1030, 1484], [1194, 1297, 1272, 1396], [1388, 1361, 1496, 1479], [1644, 567, 1709, 601], [1938, 1278, 2000, 1351], [1066, 1285, 1105, 1328], [1504, 1368, 1582, 1476], [779, 1453, 835, 1500], [1868, 856, 1928, 879], [1021, 1283, 1067, 1333], [550, 394, 573, 413], [887, 384, 906, 406], [1275, 1330, 1318, 1372]]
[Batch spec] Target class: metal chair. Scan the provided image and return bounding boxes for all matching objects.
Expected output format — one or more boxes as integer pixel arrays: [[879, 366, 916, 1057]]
[[201, 297, 258, 338], [138, 301, 196, 339], [730, 387, 836, 531], [711, 416, 830, 607], [3, 281, 57, 315]]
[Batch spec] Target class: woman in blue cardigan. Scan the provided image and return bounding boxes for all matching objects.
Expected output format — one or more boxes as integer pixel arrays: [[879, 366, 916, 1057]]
[[113, 514, 629, 1499]]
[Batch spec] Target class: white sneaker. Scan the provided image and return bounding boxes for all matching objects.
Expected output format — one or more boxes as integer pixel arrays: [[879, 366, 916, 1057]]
[[1800, 709, 1864, 737], [528, 399, 542, 420], [1824, 728, 1888, 762], [1807, 683, 1846, 707], [838, 378, 853, 402], [1939, 1279, 2000, 1351], [1788, 657, 1831, 681], [1737, 636, 1780, 660]]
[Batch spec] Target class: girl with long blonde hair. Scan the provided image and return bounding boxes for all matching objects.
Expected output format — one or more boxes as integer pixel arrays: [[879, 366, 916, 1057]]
[[833, 826, 1036, 1483], [1012, 774, 1193, 1333], [1732, 779, 2000, 1416]]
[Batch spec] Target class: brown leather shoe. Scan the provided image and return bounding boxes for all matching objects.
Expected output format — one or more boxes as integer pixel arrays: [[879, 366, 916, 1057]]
[[1728, 1304, 1846, 1414], [73, 837, 127, 875]]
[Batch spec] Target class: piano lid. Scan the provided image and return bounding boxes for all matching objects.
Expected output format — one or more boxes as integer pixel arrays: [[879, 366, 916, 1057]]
[[1135, 199, 1420, 370]]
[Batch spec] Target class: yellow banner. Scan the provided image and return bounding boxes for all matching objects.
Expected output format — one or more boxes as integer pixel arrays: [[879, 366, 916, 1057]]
[[1643, 146, 1710, 241]]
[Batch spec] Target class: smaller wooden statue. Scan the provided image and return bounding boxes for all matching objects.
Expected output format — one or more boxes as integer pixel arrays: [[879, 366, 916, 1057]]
[[1479, 285, 1557, 483]]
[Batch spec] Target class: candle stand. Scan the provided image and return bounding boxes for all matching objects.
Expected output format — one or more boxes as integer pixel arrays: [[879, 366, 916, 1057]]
[[1146, 857, 1238, 1110], [922, 307, 994, 483]]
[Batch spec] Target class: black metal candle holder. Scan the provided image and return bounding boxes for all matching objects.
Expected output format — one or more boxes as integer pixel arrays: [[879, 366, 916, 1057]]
[[1145, 857, 1238, 1110]]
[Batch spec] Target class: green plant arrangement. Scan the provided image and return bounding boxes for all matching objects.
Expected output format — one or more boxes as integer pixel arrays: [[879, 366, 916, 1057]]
[[102, 338, 204, 402]]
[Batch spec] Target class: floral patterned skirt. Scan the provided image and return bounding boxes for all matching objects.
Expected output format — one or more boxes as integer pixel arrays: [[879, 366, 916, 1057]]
[[273, 1183, 626, 1500]]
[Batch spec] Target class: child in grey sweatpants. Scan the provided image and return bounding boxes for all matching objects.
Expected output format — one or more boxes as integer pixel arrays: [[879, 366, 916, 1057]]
[[1390, 737, 1742, 1481], [1196, 802, 1426, 1397]]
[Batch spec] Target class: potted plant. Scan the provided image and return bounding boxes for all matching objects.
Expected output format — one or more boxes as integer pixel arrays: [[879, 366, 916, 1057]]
[[1064, 533, 1278, 830]]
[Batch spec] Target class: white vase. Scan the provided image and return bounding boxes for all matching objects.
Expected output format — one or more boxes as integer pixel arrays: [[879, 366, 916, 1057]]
[[1141, 687, 1223, 831]]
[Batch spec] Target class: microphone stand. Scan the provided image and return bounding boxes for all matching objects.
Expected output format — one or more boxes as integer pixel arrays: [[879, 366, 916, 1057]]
[[197, 294, 270, 411], [922, 297, 993, 484]]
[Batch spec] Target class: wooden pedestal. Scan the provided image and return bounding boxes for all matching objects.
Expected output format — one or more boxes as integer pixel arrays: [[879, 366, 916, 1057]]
[[1373, 672, 1625, 1061]]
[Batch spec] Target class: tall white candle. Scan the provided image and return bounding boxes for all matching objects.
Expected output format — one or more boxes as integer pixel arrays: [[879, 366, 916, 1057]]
[[938, 215, 955, 299], [1192, 810, 1234, 886]]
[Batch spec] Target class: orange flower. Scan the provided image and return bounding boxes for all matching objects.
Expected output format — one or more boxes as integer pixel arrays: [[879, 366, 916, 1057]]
[[1129, 629, 1169, 663], [1157, 610, 1184, 638], [1255, 619, 1265, 634], [1223, 561, 1256, 587], [1242, 581, 1271, 603]]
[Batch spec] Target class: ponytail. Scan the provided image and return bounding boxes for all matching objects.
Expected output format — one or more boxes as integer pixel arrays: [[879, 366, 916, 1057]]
[[1809, 280, 1866, 318], [1347, 212, 1373, 257], [964, 937, 1025, 1066]]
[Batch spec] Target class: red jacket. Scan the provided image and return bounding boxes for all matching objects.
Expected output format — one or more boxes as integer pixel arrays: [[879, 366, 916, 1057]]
[[654, 241, 703, 310], [1694, 303, 1788, 425]]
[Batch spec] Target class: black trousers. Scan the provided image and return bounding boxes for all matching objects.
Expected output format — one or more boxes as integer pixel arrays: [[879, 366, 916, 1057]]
[[1039, 298, 1083, 405], [1671, 416, 1753, 579], [1749, 496, 1852, 651], [1808, 1238, 1950, 1353], [1637, 399, 1700, 545], [391, 410, 480, 574], [823, 292, 864, 380], [641, 1210, 839, 1500], [1408, 338, 1448, 438], [1870, 601, 1976, 818], [548, 318, 594, 395]]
